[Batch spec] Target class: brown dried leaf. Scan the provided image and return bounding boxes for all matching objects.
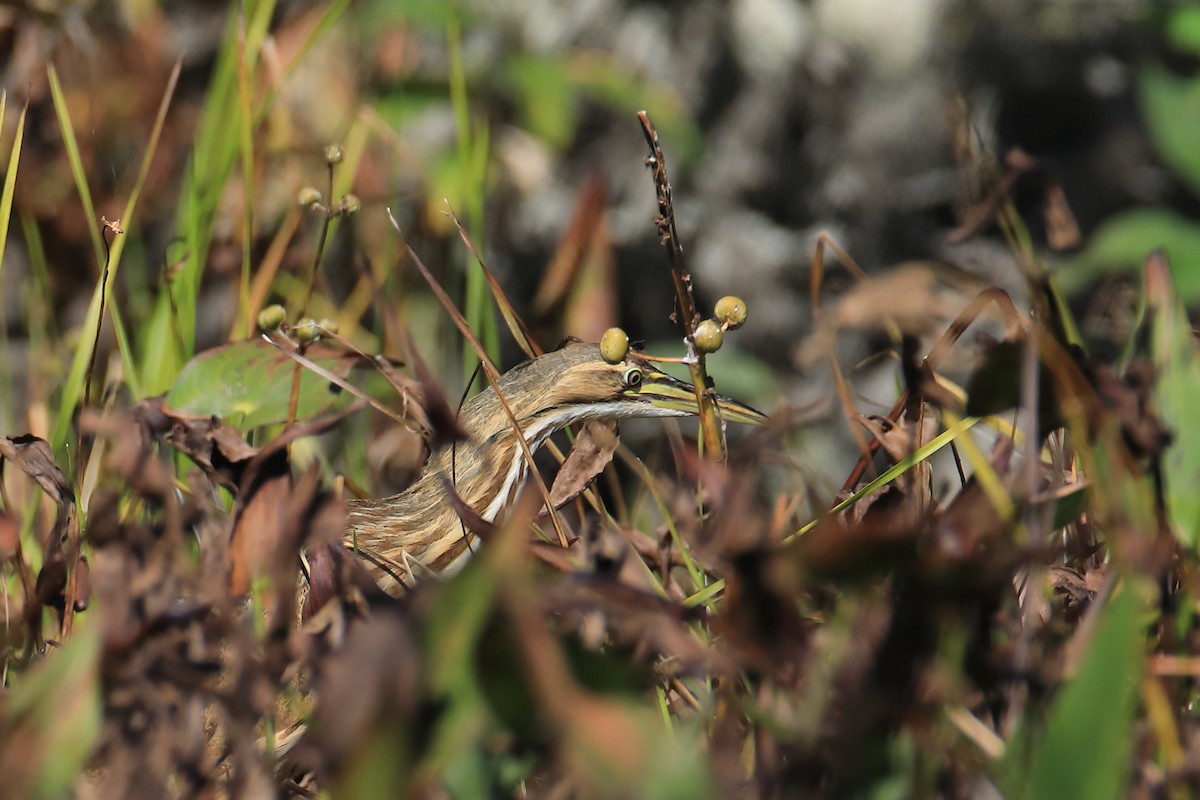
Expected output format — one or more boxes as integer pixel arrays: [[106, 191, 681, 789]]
[[301, 541, 390, 621], [0, 434, 71, 504], [228, 456, 293, 596], [0, 433, 86, 623], [229, 411, 351, 598], [152, 401, 259, 489], [80, 409, 175, 501], [1043, 180, 1081, 251], [549, 419, 619, 509]]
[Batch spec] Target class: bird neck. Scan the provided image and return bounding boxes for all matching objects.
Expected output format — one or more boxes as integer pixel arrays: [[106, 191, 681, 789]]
[[343, 396, 555, 586]]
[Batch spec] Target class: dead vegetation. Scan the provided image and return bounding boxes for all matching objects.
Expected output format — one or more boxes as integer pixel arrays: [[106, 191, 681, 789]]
[[0, 4, 1197, 799]]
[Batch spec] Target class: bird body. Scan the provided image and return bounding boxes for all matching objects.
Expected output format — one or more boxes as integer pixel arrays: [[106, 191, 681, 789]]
[[343, 341, 765, 593]]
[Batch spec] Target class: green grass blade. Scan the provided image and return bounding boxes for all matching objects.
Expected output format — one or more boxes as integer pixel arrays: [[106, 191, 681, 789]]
[[107, 298, 142, 401], [142, 0, 302, 393], [798, 415, 982, 537], [236, 18, 256, 340], [107, 56, 183, 288], [49, 58, 182, 449], [0, 98, 26, 285], [46, 65, 105, 272], [685, 415, 982, 608], [1024, 579, 1146, 800], [51, 278, 105, 454], [448, 5, 498, 380]]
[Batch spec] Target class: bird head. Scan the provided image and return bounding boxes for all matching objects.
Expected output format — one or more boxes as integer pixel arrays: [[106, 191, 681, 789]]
[[464, 341, 767, 444]]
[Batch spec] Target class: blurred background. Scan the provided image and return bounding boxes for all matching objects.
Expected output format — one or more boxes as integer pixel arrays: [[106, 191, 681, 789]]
[[0, 0, 1191, 483]]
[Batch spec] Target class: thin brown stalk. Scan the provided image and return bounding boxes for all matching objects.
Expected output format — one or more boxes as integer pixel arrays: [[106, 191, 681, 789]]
[[636, 111, 725, 459], [447, 207, 542, 360]]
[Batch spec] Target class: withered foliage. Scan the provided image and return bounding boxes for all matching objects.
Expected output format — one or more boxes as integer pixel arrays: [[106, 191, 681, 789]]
[[0, 275, 1196, 799]]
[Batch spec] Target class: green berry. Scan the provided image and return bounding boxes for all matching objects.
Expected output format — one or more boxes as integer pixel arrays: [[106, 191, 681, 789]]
[[714, 295, 748, 329], [693, 319, 724, 354], [338, 193, 361, 215], [599, 327, 630, 364], [324, 144, 344, 165], [257, 304, 287, 332], [293, 318, 321, 343]]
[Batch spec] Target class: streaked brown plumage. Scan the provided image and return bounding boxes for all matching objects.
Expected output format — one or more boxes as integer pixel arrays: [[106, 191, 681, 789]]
[[342, 341, 765, 594]]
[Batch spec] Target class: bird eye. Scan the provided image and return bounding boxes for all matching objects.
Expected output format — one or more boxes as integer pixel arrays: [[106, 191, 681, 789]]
[[621, 367, 643, 388]]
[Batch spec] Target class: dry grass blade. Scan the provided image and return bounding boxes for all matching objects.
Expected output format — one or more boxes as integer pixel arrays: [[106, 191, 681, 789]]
[[448, 206, 542, 359], [264, 334, 407, 428], [532, 173, 607, 313], [386, 208, 570, 548]]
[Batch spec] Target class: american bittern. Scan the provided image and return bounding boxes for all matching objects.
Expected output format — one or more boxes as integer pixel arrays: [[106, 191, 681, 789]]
[[343, 341, 766, 594]]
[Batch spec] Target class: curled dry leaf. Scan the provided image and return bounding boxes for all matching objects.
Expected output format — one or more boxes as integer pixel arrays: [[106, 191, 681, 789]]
[[0, 434, 81, 620], [549, 419, 619, 509], [300, 542, 391, 621], [0, 434, 71, 503], [133, 396, 259, 489]]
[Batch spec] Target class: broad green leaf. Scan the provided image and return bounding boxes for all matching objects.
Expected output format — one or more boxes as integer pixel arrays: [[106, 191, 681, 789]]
[[1055, 208, 1200, 300], [164, 339, 359, 430], [1167, 5, 1200, 55], [507, 54, 578, 151], [1140, 63, 1200, 196], [1026, 579, 1146, 800], [1049, 482, 1089, 530]]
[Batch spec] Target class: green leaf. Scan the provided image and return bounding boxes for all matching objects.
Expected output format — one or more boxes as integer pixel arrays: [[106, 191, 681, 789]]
[[1167, 5, 1200, 56], [164, 339, 359, 430], [1146, 253, 1200, 550], [0, 97, 26, 287], [507, 54, 578, 151], [1055, 208, 1200, 300], [1140, 63, 1200, 196], [1049, 482, 1090, 530], [2, 625, 102, 799], [1025, 579, 1146, 800]]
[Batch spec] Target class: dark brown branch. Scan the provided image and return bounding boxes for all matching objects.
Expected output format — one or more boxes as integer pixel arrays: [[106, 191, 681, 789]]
[[636, 111, 725, 459]]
